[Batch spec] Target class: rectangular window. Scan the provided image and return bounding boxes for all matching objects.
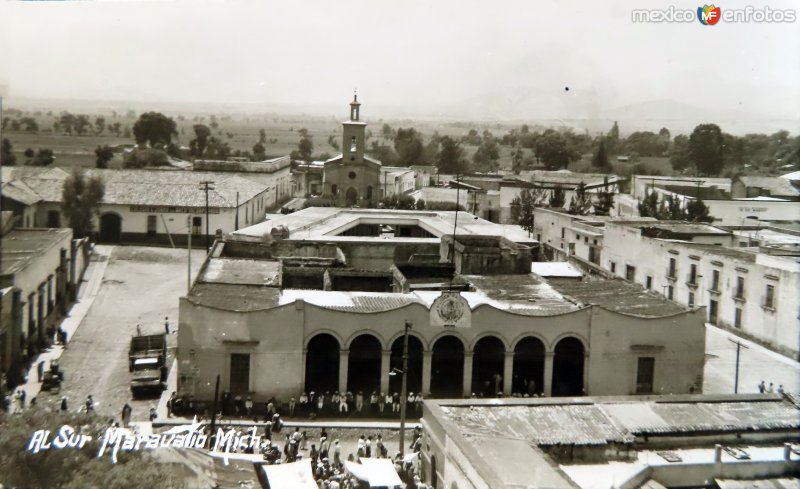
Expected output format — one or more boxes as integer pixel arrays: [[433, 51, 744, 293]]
[[667, 285, 674, 300], [668, 258, 677, 278], [636, 357, 655, 394], [192, 216, 202, 236], [688, 292, 695, 308], [734, 308, 743, 328], [229, 353, 250, 394], [711, 270, 720, 291], [561, 228, 565, 239], [147, 215, 157, 236], [709, 299, 718, 323], [610, 262, 616, 274], [689, 264, 697, 285], [646, 276, 653, 290], [735, 276, 745, 299], [764, 284, 775, 309], [625, 265, 636, 282]]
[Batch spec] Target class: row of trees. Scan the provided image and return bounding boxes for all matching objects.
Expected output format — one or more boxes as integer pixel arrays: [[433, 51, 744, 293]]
[[0, 139, 55, 166], [637, 191, 712, 223]]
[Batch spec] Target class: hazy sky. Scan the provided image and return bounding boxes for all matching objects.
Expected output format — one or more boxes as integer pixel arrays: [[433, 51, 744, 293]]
[[1, 0, 798, 125]]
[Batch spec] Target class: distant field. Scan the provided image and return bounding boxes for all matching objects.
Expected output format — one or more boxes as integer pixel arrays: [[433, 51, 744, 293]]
[[2, 109, 529, 171]]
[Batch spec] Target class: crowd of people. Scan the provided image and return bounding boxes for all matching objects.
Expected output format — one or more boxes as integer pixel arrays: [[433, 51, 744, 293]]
[[225, 423, 429, 489], [757, 380, 786, 395], [170, 390, 428, 420]]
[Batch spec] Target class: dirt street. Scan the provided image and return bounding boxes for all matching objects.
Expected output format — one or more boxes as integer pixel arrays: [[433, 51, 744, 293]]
[[38, 246, 205, 419]]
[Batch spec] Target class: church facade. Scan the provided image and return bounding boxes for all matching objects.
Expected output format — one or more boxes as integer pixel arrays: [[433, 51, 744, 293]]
[[322, 95, 382, 207]]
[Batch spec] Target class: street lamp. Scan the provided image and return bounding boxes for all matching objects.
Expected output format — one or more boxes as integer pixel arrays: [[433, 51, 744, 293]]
[[390, 320, 412, 459]]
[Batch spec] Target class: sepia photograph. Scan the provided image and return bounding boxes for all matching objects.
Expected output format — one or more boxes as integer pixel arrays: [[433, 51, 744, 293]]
[[0, 1, 798, 488]]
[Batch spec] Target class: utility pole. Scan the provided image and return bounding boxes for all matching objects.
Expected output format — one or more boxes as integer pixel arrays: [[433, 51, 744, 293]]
[[728, 338, 749, 393], [209, 374, 220, 447], [198, 181, 215, 252], [187, 216, 192, 294], [399, 320, 412, 459]]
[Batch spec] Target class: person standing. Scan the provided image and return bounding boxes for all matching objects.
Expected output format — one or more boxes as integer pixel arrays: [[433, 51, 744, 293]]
[[136, 324, 142, 336], [60, 396, 69, 412], [288, 397, 296, 417], [164, 317, 170, 335], [37, 361, 45, 382], [767, 382, 775, 393], [758, 380, 766, 393], [85, 395, 94, 412], [166, 391, 177, 417], [121, 403, 132, 427]]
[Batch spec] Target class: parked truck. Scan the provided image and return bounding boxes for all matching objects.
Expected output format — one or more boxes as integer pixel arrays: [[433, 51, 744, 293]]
[[128, 333, 166, 372]]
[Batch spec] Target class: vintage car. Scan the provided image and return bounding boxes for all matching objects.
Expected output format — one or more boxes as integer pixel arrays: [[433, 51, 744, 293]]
[[130, 370, 166, 398]]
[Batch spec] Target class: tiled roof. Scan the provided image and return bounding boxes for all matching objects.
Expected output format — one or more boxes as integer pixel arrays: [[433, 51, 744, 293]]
[[549, 279, 687, 317], [2, 167, 268, 208], [1, 180, 42, 205]]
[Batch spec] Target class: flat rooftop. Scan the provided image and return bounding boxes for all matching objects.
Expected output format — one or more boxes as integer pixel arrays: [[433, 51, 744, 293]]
[[430, 394, 800, 447], [1, 228, 72, 275], [229, 207, 537, 245]]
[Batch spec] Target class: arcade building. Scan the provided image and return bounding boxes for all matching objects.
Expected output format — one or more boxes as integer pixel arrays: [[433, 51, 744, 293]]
[[176, 207, 706, 403]]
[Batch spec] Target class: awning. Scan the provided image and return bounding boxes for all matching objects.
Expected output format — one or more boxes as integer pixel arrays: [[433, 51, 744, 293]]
[[260, 460, 318, 489], [345, 459, 404, 487]]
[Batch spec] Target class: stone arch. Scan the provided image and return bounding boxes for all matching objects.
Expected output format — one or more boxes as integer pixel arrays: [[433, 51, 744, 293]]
[[430, 334, 465, 398], [471, 335, 506, 397], [552, 336, 586, 397], [389, 334, 424, 395], [305, 333, 340, 394], [386, 330, 428, 351], [345, 330, 386, 350], [304, 330, 344, 349], [469, 331, 510, 351], [513, 336, 546, 396], [347, 333, 382, 396], [549, 332, 588, 353], [510, 332, 549, 352]]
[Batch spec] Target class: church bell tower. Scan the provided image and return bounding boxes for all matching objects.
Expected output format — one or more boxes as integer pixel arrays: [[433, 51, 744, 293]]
[[342, 93, 366, 163]]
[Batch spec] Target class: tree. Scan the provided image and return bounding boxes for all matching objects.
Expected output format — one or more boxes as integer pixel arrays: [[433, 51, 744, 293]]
[[568, 182, 592, 215], [607, 121, 620, 153], [381, 123, 394, 140], [132, 112, 177, 147], [327, 134, 340, 151], [73, 115, 91, 136], [0, 409, 183, 489], [688, 123, 725, 176], [472, 135, 500, 172], [61, 168, 105, 238], [669, 134, 692, 172], [20, 116, 39, 132], [535, 130, 578, 170], [189, 124, 211, 157], [252, 142, 267, 161], [686, 198, 713, 223], [95, 145, 114, 169], [379, 194, 417, 210], [594, 178, 615, 216], [511, 189, 537, 234], [511, 145, 524, 174], [591, 139, 611, 171], [638, 190, 660, 218], [294, 128, 313, 162], [204, 137, 231, 160], [368, 141, 397, 165], [1, 138, 17, 166], [123, 147, 169, 168], [394, 128, 425, 166], [95, 116, 106, 135], [28, 148, 55, 166], [548, 184, 566, 208], [258, 128, 267, 144], [436, 136, 468, 174]]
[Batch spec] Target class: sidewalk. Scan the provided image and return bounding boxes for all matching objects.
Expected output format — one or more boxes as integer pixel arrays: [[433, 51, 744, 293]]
[[14, 245, 112, 406]]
